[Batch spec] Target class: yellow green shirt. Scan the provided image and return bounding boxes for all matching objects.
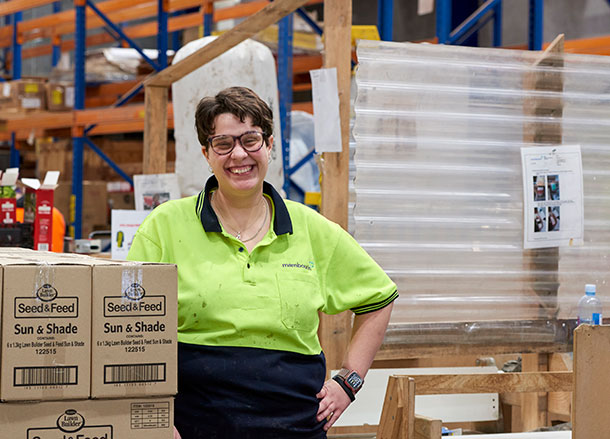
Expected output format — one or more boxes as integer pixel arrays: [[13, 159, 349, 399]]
[[127, 176, 398, 356]]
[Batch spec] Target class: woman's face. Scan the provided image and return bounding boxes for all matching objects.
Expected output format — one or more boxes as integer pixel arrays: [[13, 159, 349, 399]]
[[202, 113, 273, 198]]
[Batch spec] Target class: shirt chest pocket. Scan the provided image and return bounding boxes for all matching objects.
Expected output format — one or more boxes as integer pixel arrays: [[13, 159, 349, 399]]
[[276, 272, 321, 332]]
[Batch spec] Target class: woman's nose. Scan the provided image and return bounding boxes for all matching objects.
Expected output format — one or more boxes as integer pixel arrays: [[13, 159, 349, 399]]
[[230, 142, 249, 158]]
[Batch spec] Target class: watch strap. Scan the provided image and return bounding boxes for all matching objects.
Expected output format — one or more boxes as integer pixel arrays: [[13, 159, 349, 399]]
[[336, 368, 351, 379], [332, 375, 356, 402]]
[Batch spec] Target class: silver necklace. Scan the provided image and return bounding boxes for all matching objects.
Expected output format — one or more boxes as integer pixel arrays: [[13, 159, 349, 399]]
[[237, 201, 268, 242], [212, 193, 269, 242]]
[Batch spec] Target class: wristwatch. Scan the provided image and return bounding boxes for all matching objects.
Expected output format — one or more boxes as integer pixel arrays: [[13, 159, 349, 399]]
[[332, 368, 364, 401]]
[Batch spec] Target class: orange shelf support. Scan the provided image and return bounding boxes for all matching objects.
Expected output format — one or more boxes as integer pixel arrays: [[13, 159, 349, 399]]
[[0, 0, 59, 17]]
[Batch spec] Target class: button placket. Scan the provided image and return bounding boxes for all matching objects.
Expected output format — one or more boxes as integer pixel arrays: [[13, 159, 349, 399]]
[[243, 255, 255, 283]]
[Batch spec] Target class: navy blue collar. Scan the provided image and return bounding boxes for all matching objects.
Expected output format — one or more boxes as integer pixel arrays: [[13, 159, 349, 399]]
[[196, 175, 293, 236]]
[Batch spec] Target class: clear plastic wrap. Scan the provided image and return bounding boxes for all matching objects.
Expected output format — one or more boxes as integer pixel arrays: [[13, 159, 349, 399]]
[[353, 41, 610, 342]]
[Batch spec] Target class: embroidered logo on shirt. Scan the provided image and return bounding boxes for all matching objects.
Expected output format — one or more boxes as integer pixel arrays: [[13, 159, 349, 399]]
[[282, 261, 315, 271]]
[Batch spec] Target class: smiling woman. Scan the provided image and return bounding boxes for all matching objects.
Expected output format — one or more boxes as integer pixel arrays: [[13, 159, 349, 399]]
[[127, 86, 398, 439]]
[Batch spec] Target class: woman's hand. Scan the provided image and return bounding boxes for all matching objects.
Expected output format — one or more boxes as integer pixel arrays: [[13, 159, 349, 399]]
[[174, 426, 182, 439], [316, 378, 352, 431]]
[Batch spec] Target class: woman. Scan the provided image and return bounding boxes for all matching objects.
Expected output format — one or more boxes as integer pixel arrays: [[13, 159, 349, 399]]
[[127, 86, 398, 439]]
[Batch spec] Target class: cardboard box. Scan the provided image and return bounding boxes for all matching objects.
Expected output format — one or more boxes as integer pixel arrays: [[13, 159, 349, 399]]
[[22, 171, 60, 251], [0, 167, 19, 225], [91, 261, 177, 398], [46, 82, 75, 111], [0, 254, 92, 401], [0, 81, 13, 107], [0, 397, 173, 438], [0, 79, 46, 111]]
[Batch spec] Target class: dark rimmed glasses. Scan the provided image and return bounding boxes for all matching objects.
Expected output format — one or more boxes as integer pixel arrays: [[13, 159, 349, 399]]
[[207, 131, 266, 155]]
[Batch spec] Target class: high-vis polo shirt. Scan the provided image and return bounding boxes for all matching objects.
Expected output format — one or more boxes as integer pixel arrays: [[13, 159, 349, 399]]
[[127, 176, 398, 356]]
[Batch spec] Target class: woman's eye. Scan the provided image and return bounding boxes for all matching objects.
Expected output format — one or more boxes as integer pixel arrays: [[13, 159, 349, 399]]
[[215, 140, 233, 149]]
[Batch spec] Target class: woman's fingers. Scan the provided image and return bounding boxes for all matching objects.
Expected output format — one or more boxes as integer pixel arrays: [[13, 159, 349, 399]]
[[323, 408, 342, 431]]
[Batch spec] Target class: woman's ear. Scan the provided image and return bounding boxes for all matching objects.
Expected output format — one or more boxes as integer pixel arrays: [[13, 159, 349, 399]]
[[266, 135, 274, 152], [202, 145, 209, 160]]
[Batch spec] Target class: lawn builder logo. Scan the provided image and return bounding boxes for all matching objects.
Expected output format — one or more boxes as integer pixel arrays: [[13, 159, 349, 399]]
[[57, 409, 85, 432], [104, 283, 165, 317], [124, 283, 145, 301], [26, 409, 113, 439], [37, 284, 58, 301], [15, 284, 78, 319], [281, 261, 315, 271]]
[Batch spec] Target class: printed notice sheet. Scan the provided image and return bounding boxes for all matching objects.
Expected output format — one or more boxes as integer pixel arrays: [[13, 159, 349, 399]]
[[111, 209, 150, 260], [521, 145, 584, 249]]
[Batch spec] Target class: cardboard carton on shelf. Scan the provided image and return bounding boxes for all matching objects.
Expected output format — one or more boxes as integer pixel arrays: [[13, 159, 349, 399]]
[[0, 78, 47, 112], [0, 396, 174, 438], [46, 82, 75, 111], [0, 252, 91, 401]]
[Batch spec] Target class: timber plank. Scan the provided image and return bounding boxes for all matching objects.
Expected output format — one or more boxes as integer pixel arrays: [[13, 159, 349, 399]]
[[317, 0, 357, 373], [572, 325, 610, 439], [521, 34, 564, 432], [404, 371, 572, 395], [143, 85, 169, 174], [414, 414, 442, 439]]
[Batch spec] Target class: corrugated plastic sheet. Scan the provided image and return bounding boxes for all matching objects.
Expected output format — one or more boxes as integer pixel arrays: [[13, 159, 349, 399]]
[[353, 40, 610, 325]]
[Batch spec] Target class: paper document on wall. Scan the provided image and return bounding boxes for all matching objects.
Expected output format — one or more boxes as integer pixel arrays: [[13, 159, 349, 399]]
[[418, 0, 434, 15], [111, 209, 151, 260], [133, 173, 181, 211], [521, 145, 584, 249], [310, 67, 342, 153]]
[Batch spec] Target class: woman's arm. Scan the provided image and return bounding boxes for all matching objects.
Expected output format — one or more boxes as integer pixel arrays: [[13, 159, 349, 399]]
[[316, 302, 394, 430]]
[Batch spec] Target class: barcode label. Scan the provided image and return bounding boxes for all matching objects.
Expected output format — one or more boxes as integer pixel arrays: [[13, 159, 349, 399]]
[[37, 243, 49, 251], [14, 366, 78, 386], [104, 363, 166, 384]]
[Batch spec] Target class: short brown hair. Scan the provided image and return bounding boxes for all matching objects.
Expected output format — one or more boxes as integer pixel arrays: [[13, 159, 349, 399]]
[[194, 86, 273, 149]]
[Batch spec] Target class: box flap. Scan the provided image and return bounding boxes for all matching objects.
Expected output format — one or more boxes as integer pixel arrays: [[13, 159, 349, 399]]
[[41, 171, 60, 189], [21, 177, 41, 190], [1, 168, 19, 186]]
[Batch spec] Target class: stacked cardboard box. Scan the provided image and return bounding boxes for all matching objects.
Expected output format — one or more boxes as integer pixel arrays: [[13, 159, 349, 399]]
[[45, 82, 74, 111], [0, 79, 46, 112], [0, 79, 74, 112], [0, 248, 177, 438]]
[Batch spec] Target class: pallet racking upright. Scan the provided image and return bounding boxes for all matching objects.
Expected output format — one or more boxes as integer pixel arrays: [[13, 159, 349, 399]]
[[435, 0, 543, 49]]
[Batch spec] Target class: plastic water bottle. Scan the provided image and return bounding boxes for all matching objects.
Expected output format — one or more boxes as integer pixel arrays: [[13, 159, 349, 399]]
[[577, 284, 603, 325]]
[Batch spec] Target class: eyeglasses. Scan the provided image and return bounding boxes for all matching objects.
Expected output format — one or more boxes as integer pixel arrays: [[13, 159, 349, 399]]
[[207, 131, 266, 155]]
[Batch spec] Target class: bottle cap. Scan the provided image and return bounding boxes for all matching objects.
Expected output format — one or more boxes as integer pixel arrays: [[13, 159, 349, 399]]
[[585, 284, 596, 296]]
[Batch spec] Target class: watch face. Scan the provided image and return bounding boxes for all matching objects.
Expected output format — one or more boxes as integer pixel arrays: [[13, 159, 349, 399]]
[[346, 372, 363, 391]]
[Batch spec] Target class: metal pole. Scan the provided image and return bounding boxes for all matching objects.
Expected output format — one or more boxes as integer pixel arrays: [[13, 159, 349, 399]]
[[9, 132, 19, 168], [11, 11, 22, 79], [52, 2, 62, 66], [157, 0, 168, 69], [493, 0, 502, 47], [203, 0, 213, 37], [529, 0, 543, 50], [278, 13, 294, 197], [71, 0, 87, 239], [436, 0, 452, 44], [377, 0, 393, 41]]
